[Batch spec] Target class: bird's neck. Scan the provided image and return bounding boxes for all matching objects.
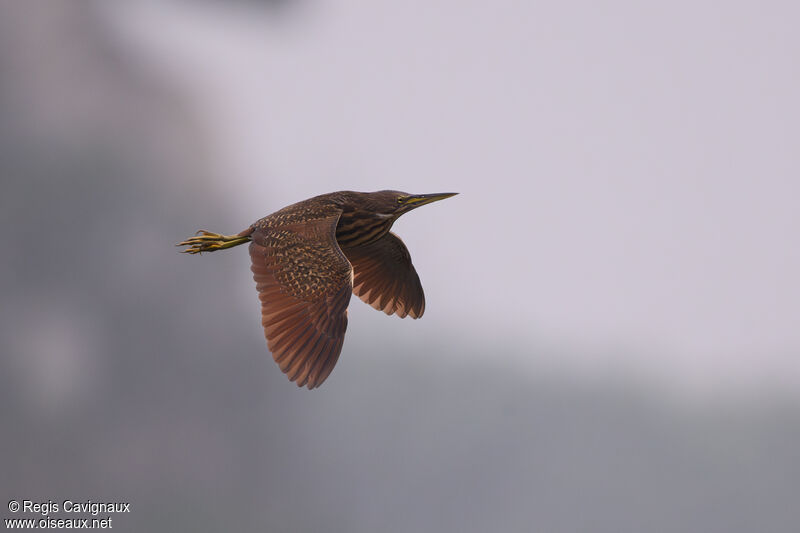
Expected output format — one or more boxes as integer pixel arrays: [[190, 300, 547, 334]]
[[335, 209, 396, 248]]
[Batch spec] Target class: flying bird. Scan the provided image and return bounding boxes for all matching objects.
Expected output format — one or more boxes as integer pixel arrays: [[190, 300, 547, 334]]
[[178, 190, 457, 389]]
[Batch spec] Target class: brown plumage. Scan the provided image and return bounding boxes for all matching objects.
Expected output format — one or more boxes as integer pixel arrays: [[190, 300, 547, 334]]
[[177, 190, 457, 389]]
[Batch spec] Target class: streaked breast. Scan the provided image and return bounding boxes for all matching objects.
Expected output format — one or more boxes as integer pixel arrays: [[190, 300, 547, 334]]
[[335, 211, 394, 248]]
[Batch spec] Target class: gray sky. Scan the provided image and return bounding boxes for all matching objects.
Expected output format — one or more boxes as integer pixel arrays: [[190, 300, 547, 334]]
[[4, 5, 800, 531], [106, 0, 800, 391]]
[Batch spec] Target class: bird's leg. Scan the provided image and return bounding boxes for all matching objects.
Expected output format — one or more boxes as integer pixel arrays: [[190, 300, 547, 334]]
[[177, 230, 252, 254]]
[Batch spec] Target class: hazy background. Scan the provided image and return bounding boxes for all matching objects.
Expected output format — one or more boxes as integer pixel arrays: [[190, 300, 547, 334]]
[[2, 1, 799, 531]]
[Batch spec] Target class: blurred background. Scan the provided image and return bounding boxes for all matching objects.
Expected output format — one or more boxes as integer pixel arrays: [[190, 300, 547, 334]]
[[2, 1, 799, 531]]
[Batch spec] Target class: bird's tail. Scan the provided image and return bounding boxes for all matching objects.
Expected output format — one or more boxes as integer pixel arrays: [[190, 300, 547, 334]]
[[177, 228, 253, 254]]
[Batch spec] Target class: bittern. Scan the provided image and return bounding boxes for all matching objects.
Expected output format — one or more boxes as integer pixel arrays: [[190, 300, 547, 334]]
[[178, 190, 457, 389]]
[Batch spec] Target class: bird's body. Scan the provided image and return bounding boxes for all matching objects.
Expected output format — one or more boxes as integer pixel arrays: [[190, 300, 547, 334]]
[[259, 191, 403, 248], [178, 190, 456, 389]]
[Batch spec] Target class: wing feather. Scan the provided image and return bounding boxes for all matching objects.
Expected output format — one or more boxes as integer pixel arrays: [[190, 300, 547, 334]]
[[343, 232, 425, 319], [249, 207, 352, 389]]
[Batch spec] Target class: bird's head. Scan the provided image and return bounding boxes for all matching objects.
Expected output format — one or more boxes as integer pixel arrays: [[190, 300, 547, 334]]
[[365, 190, 458, 218]]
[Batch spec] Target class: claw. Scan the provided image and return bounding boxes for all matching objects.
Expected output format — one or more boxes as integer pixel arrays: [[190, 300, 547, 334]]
[[177, 229, 252, 254]]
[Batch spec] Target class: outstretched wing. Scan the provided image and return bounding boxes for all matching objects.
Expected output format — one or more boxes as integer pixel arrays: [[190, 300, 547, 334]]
[[250, 208, 353, 389], [343, 232, 425, 319]]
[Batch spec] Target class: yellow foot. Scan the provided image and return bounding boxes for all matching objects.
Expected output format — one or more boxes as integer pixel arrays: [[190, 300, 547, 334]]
[[177, 230, 251, 254]]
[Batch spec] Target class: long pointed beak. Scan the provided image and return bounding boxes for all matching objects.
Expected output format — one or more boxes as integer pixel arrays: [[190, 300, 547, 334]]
[[404, 192, 458, 208]]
